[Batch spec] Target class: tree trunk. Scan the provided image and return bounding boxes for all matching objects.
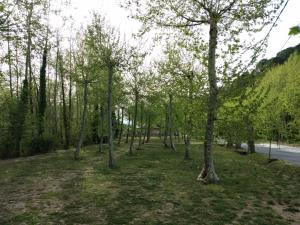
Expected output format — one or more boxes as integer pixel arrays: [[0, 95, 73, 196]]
[[92, 104, 99, 143], [198, 20, 219, 183], [247, 122, 255, 153], [268, 138, 272, 161], [68, 50, 72, 145], [15, 42, 20, 98], [24, 3, 34, 116], [59, 54, 70, 149], [168, 94, 176, 151], [184, 75, 193, 160], [7, 29, 13, 98], [164, 111, 168, 148], [99, 105, 104, 153], [142, 116, 147, 144], [125, 112, 131, 143], [108, 65, 114, 167], [235, 142, 241, 149], [226, 138, 233, 148], [129, 89, 138, 154], [137, 101, 144, 150], [118, 107, 124, 144], [38, 41, 48, 136], [184, 137, 191, 160], [146, 115, 151, 143], [53, 42, 59, 136], [74, 81, 88, 160]]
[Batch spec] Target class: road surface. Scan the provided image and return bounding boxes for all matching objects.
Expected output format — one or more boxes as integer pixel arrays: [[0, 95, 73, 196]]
[[242, 143, 300, 166]]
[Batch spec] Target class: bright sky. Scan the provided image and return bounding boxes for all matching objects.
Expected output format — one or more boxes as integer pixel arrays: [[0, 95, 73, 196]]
[[52, 0, 300, 60]]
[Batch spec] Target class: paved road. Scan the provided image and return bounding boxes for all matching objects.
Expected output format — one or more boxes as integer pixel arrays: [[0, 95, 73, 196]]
[[242, 143, 300, 166]]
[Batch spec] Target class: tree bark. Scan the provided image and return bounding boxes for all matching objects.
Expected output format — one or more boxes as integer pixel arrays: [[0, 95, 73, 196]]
[[59, 54, 70, 149], [247, 122, 255, 153], [68, 48, 73, 145], [146, 115, 151, 143], [24, 2, 33, 115], [164, 111, 169, 148], [108, 65, 114, 167], [99, 105, 104, 153], [129, 89, 138, 155], [184, 75, 193, 160], [125, 112, 131, 143], [74, 81, 88, 160], [118, 107, 124, 144], [168, 94, 176, 151], [15, 42, 20, 98], [53, 42, 59, 136], [268, 138, 272, 161], [115, 108, 120, 139], [38, 41, 48, 136], [7, 28, 13, 98], [198, 19, 220, 183], [92, 104, 99, 143], [137, 101, 144, 150]]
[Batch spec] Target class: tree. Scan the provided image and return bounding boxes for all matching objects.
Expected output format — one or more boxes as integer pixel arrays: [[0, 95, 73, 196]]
[[85, 14, 126, 167], [126, 0, 284, 183]]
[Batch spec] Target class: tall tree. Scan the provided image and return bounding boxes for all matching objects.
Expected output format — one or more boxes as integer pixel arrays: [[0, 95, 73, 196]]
[[127, 0, 284, 183]]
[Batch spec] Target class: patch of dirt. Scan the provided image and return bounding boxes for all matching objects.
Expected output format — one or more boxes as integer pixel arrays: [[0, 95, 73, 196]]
[[0, 170, 82, 222], [271, 203, 300, 225], [229, 202, 254, 225]]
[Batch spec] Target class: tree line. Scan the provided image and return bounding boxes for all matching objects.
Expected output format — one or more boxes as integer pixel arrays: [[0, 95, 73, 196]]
[[0, 0, 291, 183]]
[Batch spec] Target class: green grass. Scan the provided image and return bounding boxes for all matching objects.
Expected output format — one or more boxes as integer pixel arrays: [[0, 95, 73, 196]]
[[0, 139, 300, 225]]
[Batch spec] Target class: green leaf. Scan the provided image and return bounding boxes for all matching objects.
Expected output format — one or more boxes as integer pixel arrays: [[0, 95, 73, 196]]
[[288, 26, 300, 36]]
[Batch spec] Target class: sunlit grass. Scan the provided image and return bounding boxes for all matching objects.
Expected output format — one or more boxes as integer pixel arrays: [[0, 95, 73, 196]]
[[0, 139, 299, 224]]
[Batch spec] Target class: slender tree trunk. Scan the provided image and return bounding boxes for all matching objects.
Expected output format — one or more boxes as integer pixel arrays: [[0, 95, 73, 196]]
[[99, 105, 104, 153], [114, 108, 120, 139], [146, 115, 151, 143], [125, 112, 131, 143], [129, 89, 138, 154], [38, 41, 48, 136], [24, 3, 33, 116], [198, 20, 219, 183], [108, 65, 114, 167], [53, 42, 59, 136], [59, 54, 70, 149], [142, 115, 147, 144], [168, 94, 176, 151], [268, 138, 272, 161], [226, 137, 233, 148], [15, 43, 20, 98], [235, 142, 241, 149], [76, 83, 80, 130], [164, 111, 168, 148], [158, 126, 161, 139], [247, 122, 255, 153], [137, 101, 144, 149], [92, 104, 99, 143], [118, 107, 124, 144], [68, 50, 72, 145], [7, 29, 13, 98], [184, 114, 191, 160], [185, 76, 193, 160], [74, 81, 88, 160]]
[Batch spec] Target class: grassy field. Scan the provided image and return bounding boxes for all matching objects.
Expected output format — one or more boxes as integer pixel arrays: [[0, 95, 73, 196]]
[[0, 139, 300, 225]]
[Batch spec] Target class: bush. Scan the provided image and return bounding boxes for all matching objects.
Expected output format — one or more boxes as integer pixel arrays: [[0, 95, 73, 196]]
[[27, 134, 55, 156]]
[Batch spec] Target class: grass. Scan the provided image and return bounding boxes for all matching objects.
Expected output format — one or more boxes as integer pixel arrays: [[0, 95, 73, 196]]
[[0, 139, 300, 225]]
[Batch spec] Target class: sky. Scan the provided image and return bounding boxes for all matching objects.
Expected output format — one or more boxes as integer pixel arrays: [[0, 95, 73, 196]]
[[51, 0, 300, 60]]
